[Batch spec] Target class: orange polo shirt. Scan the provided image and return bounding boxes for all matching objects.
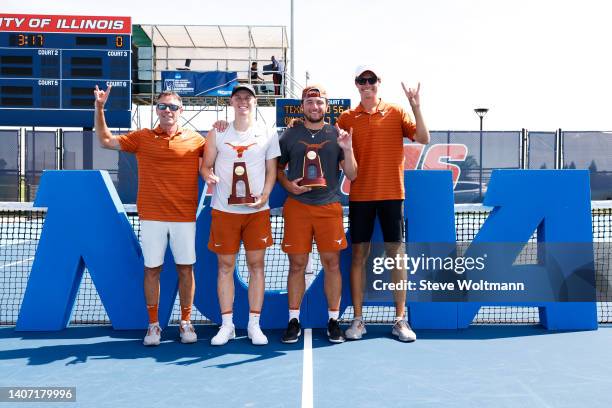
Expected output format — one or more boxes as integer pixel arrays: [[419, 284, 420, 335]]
[[117, 126, 205, 222], [337, 100, 416, 201]]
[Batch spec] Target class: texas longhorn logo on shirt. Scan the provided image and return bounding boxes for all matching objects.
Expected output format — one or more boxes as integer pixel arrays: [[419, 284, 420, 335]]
[[225, 142, 257, 158]]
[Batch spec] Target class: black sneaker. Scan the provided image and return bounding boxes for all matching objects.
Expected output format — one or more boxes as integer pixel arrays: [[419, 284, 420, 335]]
[[327, 318, 346, 343], [281, 318, 301, 343]]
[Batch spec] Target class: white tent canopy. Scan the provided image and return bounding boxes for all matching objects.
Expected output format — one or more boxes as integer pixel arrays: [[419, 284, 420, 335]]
[[137, 24, 289, 78]]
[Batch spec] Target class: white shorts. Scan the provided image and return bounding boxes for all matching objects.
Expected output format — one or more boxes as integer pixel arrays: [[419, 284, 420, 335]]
[[140, 221, 196, 268]]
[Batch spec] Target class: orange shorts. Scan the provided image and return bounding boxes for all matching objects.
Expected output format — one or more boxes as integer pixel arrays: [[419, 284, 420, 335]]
[[282, 197, 347, 254], [208, 209, 273, 254]]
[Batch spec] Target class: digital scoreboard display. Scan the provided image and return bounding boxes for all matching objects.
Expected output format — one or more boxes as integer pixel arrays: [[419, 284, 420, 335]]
[[0, 14, 131, 127]]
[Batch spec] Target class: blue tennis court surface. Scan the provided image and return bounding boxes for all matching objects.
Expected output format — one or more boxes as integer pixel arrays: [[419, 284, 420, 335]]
[[0, 326, 303, 407], [1, 325, 612, 407]]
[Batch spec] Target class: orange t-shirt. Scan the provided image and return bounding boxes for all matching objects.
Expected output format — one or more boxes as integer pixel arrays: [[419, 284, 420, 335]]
[[337, 100, 416, 201], [117, 126, 205, 222]]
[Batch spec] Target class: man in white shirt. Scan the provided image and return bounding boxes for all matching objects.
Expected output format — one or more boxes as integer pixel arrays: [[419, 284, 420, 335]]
[[200, 84, 280, 346]]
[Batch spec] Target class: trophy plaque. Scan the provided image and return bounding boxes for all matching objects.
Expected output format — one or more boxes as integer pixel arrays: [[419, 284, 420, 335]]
[[298, 140, 330, 188], [225, 142, 257, 205]]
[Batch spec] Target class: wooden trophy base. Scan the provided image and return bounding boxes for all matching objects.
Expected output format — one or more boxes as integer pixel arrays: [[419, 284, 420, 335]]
[[299, 177, 327, 188], [228, 196, 257, 205]]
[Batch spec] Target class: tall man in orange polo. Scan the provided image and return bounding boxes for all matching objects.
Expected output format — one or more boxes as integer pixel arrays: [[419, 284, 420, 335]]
[[94, 86, 205, 346], [337, 66, 430, 342]]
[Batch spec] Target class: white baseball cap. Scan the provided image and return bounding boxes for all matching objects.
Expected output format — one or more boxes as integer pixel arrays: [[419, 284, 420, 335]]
[[354, 64, 381, 79]]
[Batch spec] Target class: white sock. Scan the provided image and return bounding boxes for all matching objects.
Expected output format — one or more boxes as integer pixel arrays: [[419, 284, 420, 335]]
[[328, 310, 339, 321], [395, 316, 404, 322], [289, 309, 300, 322], [354, 316, 363, 321], [222, 313, 233, 327], [248, 312, 260, 327]]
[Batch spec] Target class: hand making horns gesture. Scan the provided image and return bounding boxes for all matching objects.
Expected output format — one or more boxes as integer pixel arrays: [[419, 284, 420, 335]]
[[94, 84, 112, 109], [335, 124, 353, 150], [401, 82, 421, 109]]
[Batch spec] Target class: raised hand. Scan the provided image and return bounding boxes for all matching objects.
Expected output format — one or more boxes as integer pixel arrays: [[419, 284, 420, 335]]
[[335, 124, 353, 150], [401, 82, 420, 109], [94, 84, 112, 109]]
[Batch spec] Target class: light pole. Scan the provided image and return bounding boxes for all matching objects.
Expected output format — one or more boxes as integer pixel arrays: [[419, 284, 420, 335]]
[[474, 108, 489, 200]]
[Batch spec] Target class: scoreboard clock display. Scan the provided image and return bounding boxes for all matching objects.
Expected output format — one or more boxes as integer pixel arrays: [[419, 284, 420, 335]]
[[0, 14, 131, 127]]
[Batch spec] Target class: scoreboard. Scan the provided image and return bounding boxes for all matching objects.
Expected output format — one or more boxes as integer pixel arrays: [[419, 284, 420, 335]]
[[0, 14, 131, 127]]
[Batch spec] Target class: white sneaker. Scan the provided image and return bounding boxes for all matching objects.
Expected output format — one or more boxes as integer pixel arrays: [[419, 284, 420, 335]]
[[247, 323, 268, 345], [392, 319, 417, 342], [211, 324, 235, 346], [179, 320, 197, 344], [143, 323, 161, 346], [345, 319, 367, 340]]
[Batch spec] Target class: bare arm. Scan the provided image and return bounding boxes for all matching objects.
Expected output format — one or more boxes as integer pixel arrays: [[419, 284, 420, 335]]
[[412, 106, 430, 145], [336, 125, 358, 181], [402, 82, 430, 145], [93, 85, 120, 149], [200, 129, 220, 184]]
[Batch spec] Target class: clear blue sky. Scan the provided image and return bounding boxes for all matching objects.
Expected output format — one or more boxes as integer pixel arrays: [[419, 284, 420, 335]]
[[4, 0, 611, 130]]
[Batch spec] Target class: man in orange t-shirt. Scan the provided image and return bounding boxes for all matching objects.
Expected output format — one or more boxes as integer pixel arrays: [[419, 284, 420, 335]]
[[94, 87, 204, 347], [336, 65, 430, 342]]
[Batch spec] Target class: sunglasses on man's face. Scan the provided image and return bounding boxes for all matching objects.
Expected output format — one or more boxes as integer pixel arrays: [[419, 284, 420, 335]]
[[355, 77, 378, 85], [156, 103, 181, 111]]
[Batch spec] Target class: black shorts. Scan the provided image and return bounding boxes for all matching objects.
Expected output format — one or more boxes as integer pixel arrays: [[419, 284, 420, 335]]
[[348, 200, 404, 243]]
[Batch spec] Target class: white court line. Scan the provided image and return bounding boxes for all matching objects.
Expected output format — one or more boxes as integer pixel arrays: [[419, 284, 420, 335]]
[[301, 328, 313, 408], [0, 257, 34, 269]]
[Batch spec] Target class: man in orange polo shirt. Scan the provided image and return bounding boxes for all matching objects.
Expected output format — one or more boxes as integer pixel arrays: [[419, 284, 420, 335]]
[[337, 65, 430, 342], [94, 86, 205, 346]]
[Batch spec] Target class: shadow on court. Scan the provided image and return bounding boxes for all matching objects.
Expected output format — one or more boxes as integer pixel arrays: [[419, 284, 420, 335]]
[[0, 326, 306, 407], [0, 324, 604, 371], [0, 326, 316, 367], [0, 323, 582, 368], [1, 326, 612, 407]]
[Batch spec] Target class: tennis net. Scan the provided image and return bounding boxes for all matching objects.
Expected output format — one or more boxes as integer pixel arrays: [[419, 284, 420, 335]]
[[1, 202, 611, 326]]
